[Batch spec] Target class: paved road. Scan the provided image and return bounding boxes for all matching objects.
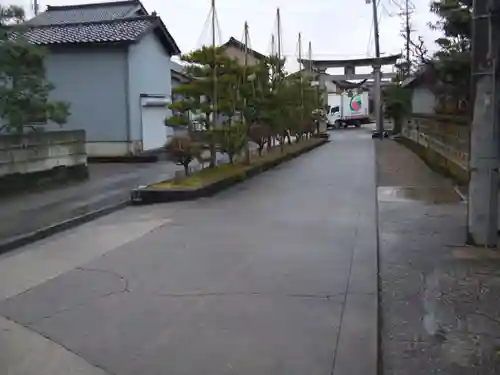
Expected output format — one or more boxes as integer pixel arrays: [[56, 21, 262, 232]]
[[0, 161, 179, 245], [0, 151, 229, 247], [0, 128, 378, 375]]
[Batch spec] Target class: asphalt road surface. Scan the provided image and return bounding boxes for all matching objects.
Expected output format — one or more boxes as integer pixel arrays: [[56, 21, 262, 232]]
[[0, 127, 378, 375]]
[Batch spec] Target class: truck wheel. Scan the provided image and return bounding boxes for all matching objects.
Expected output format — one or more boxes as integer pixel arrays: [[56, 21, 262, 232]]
[[354, 120, 361, 128]]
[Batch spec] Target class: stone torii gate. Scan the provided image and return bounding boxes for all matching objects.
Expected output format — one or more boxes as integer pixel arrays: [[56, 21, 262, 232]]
[[300, 54, 401, 101]]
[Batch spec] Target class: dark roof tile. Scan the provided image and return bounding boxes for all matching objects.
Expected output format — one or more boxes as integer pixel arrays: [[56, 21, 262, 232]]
[[28, 0, 141, 25], [24, 17, 153, 45]]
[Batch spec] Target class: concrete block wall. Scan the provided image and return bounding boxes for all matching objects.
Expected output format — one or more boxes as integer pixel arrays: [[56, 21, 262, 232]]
[[0, 130, 87, 177]]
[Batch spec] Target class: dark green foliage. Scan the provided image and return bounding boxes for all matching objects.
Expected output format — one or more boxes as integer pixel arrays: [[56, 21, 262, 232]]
[[0, 5, 70, 133], [168, 45, 324, 165], [383, 84, 412, 134], [429, 0, 472, 114]]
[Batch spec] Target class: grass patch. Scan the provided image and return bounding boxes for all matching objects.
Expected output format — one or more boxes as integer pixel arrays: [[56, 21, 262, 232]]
[[153, 163, 245, 189], [150, 138, 323, 189]]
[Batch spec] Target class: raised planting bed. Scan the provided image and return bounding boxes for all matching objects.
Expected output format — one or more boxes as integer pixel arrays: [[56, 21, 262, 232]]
[[131, 137, 328, 204]]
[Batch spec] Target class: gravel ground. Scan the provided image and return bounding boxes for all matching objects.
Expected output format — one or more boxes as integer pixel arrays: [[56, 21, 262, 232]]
[[376, 139, 500, 375]]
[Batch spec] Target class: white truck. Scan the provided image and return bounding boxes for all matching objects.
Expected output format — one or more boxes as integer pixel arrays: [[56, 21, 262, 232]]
[[326, 91, 370, 129]]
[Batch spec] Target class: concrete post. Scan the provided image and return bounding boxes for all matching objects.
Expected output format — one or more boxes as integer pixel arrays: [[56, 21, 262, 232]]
[[369, 0, 384, 135], [373, 64, 383, 134], [467, 0, 499, 246]]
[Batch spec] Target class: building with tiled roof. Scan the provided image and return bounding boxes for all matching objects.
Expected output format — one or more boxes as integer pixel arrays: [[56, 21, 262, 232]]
[[220, 37, 266, 67], [28, 0, 145, 25], [25, 0, 182, 156]]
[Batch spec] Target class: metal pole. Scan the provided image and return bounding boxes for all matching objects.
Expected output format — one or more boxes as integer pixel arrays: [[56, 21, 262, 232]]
[[467, 0, 499, 246], [370, 0, 384, 136]]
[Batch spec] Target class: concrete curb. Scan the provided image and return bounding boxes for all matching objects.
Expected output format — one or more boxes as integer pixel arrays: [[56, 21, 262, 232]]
[[131, 138, 329, 204], [0, 201, 128, 255]]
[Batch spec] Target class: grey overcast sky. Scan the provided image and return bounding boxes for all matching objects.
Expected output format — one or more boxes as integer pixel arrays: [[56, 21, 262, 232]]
[[14, 0, 439, 72]]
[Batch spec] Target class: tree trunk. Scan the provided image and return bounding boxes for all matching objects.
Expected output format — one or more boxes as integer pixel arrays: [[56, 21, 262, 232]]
[[209, 144, 216, 167], [392, 116, 402, 135], [244, 126, 251, 164], [183, 163, 190, 176]]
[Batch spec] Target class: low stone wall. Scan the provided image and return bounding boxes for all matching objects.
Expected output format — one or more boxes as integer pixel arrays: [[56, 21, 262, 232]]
[[0, 130, 88, 195], [400, 113, 469, 184]]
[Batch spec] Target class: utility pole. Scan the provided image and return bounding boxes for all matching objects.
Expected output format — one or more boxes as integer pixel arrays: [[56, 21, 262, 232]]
[[404, 0, 411, 77], [368, 0, 383, 137], [467, 0, 499, 246], [33, 0, 40, 16]]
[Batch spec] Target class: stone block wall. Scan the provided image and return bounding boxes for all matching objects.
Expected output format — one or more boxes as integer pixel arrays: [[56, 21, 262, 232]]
[[400, 114, 469, 184]]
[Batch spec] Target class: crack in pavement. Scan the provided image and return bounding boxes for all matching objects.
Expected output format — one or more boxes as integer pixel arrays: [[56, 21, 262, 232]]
[[76, 267, 131, 294], [20, 267, 130, 326], [330, 212, 361, 375], [151, 291, 346, 299]]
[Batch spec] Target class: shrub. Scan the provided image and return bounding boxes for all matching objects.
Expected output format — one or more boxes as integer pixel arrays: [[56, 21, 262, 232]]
[[249, 123, 269, 156], [165, 136, 201, 176]]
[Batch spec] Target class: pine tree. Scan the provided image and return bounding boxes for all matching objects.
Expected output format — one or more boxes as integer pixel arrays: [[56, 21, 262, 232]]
[[429, 0, 471, 114], [0, 5, 70, 133]]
